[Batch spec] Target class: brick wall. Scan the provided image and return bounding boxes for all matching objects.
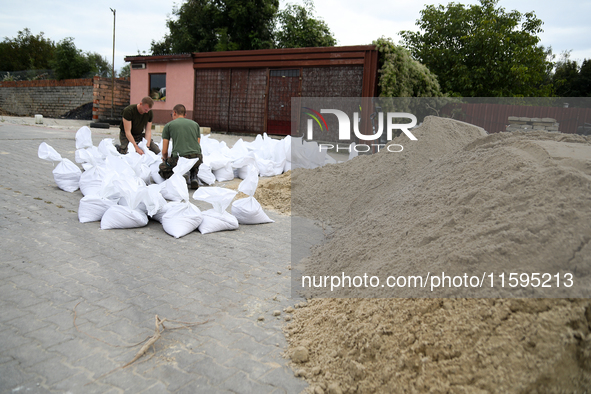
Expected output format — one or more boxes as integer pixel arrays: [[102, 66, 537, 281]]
[[92, 76, 130, 121], [0, 79, 93, 117], [0, 77, 130, 120]]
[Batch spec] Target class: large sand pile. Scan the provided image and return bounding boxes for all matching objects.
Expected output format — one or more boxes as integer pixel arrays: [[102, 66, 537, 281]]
[[283, 116, 591, 392]]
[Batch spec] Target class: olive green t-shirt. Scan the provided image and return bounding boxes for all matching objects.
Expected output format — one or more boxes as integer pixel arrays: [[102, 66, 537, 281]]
[[162, 117, 201, 157], [119, 104, 153, 139]]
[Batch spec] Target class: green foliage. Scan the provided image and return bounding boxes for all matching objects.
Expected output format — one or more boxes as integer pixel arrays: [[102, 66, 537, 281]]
[[400, 0, 553, 97], [0, 28, 55, 72], [87, 52, 113, 78], [218, 0, 279, 50], [373, 37, 442, 98], [274, 0, 336, 48], [151, 0, 219, 54], [151, 0, 278, 54], [51, 38, 93, 80], [552, 52, 591, 97], [119, 64, 131, 79]]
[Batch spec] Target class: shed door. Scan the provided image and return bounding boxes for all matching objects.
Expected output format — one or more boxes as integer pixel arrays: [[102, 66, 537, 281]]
[[267, 69, 301, 135]]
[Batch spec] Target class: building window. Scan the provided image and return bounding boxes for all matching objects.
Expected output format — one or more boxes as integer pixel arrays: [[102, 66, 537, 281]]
[[150, 73, 166, 101]]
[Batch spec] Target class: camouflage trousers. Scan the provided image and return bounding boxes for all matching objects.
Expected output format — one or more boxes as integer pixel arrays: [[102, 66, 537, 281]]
[[118, 132, 161, 155], [158, 153, 203, 180]]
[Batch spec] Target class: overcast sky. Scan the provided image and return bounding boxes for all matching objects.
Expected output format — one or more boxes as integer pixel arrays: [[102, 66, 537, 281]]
[[0, 0, 589, 72]]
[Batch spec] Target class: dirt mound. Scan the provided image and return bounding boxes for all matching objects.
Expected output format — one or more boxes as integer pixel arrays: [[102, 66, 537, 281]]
[[230, 171, 292, 214], [285, 298, 591, 393], [286, 116, 591, 391]]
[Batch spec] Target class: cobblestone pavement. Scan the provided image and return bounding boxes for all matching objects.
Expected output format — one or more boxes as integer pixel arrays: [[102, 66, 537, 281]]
[[0, 122, 308, 393]]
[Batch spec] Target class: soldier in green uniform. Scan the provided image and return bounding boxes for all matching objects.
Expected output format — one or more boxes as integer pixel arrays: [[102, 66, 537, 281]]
[[117, 96, 161, 155], [158, 104, 202, 189]]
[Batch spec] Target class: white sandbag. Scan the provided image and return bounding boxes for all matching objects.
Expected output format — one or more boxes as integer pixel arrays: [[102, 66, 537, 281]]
[[100, 179, 149, 229], [138, 139, 161, 167], [38, 142, 81, 193], [231, 165, 273, 224], [78, 164, 108, 197], [78, 172, 121, 222], [291, 139, 326, 170], [157, 138, 172, 155], [283, 135, 292, 172], [193, 187, 239, 234], [78, 195, 117, 223], [237, 164, 259, 195], [75, 126, 93, 149], [162, 201, 203, 238], [231, 196, 273, 225], [198, 210, 239, 234], [100, 205, 148, 229], [232, 155, 256, 179], [253, 152, 276, 177], [137, 184, 167, 216], [75, 146, 103, 170], [123, 150, 151, 184], [150, 162, 165, 184], [150, 202, 169, 223], [228, 138, 250, 161], [204, 150, 231, 171], [160, 157, 198, 201], [197, 163, 216, 185], [111, 177, 147, 207], [98, 138, 121, 159], [212, 162, 234, 182], [159, 165, 203, 238]]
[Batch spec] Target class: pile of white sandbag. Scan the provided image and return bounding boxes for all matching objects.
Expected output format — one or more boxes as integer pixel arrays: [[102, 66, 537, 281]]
[[38, 126, 302, 238]]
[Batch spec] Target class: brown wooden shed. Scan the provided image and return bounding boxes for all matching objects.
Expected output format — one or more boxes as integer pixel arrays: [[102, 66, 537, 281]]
[[127, 45, 379, 135]]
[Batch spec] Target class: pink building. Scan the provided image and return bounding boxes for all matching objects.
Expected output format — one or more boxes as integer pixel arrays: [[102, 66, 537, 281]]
[[125, 53, 195, 124]]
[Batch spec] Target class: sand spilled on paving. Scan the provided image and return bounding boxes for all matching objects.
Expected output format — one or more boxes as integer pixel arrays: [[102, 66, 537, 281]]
[[227, 170, 292, 215], [275, 117, 591, 392]]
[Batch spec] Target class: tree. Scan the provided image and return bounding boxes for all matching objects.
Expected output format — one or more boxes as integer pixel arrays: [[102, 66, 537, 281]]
[[400, 0, 553, 97], [86, 52, 112, 77], [151, 0, 278, 54], [51, 38, 93, 80], [0, 28, 55, 72], [119, 64, 130, 79], [216, 0, 278, 51], [373, 37, 442, 98], [552, 52, 591, 97], [579, 60, 591, 97], [274, 0, 336, 48], [151, 0, 219, 54]]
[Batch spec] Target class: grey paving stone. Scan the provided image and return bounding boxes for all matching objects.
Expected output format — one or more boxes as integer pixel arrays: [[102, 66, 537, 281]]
[[76, 352, 120, 378], [51, 372, 111, 394], [4, 313, 51, 335], [23, 325, 77, 348], [0, 301, 29, 322], [2, 341, 54, 368], [223, 353, 278, 380], [0, 124, 308, 393], [186, 356, 239, 386], [0, 329, 37, 354], [220, 370, 276, 394], [229, 336, 277, 359], [196, 340, 246, 365], [23, 359, 82, 387], [174, 376, 218, 394], [134, 364, 195, 392]]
